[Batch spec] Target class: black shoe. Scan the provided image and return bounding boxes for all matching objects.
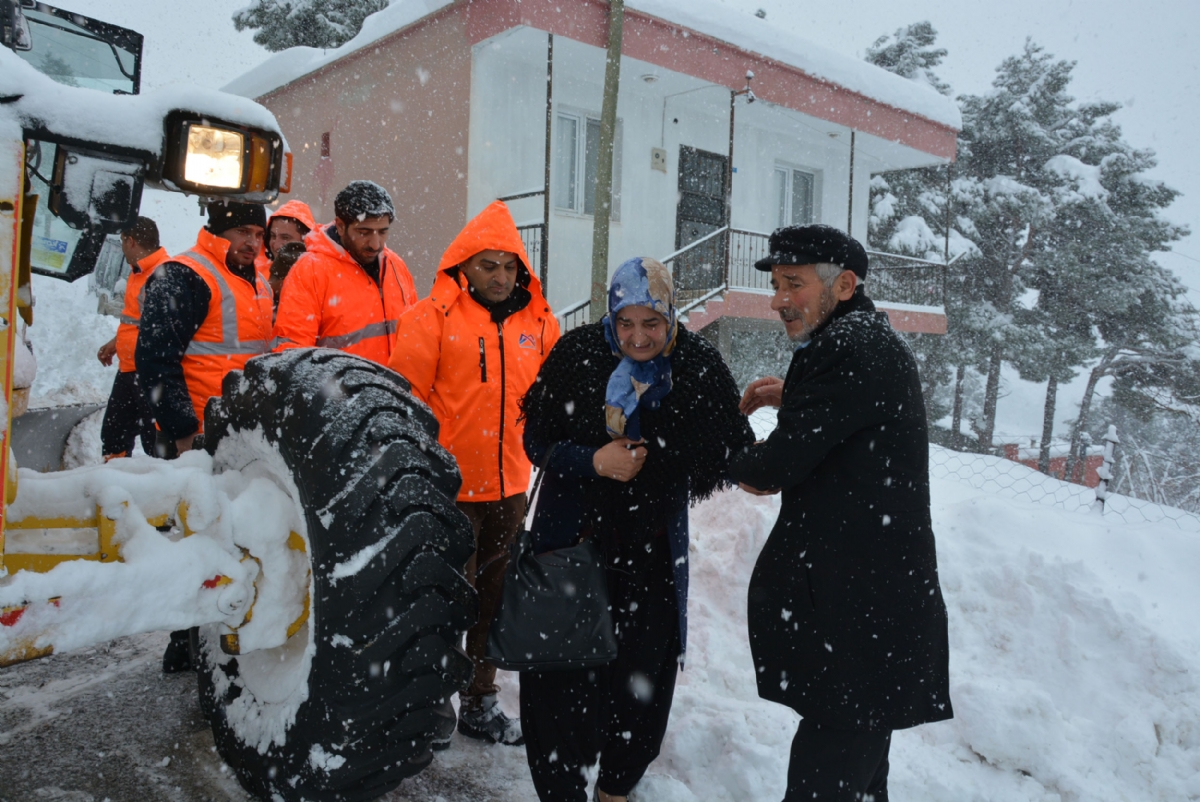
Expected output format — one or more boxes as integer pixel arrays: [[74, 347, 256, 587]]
[[457, 694, 523, 746], [162, 630, 193, 673], [431, 698, 456, 751]]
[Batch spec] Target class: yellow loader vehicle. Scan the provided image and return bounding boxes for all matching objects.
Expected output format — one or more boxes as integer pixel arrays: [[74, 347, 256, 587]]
[[0, 4, 475, 800]]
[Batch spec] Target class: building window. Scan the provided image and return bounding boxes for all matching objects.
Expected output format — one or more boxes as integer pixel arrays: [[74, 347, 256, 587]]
[[775, 165, 815, 227], [554, 112, 622, 219]]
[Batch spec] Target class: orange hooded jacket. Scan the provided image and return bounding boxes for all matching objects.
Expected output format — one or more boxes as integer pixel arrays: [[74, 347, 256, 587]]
[[115, 246, 169, 372], [389, 201, 560, 502], [271, 223, 418, 365], [254, 199, 318, 277]]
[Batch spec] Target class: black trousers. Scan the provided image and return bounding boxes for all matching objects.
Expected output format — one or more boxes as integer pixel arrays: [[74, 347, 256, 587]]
[[784, 718, 892, 802], [520, 532, 680, 801], [100, 370, 156, 458]]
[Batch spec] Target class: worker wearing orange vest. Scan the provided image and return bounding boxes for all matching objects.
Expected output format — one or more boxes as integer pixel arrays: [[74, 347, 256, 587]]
[[96, 216, 168, 460], [137, 200, 274, 458], [389, 200, 560, 746], [272, 181, 417, 364]]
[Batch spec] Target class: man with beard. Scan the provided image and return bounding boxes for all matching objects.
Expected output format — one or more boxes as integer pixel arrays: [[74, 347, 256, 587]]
[[730, 225, 952, 802], [136, 200, 275, 674], [137, 200, 274, 461], [272, 181, 417, 364]]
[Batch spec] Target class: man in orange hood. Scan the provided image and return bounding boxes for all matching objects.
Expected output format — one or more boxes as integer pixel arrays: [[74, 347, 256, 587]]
[[272, 181, 416, 364], [390, 200, 560, 746], [254, 199, 317, 279]]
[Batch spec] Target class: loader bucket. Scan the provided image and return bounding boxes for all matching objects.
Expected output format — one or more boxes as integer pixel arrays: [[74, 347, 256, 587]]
[[10, 403, 104, 472]]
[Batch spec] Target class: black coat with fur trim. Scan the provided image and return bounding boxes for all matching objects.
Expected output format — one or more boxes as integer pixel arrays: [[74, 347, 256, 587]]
[[521, 322, 754, 656], [729, 293, 953, 731]]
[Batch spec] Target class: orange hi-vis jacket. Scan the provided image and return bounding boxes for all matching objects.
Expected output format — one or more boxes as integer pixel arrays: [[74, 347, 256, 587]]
[[115, 247, 169, 373], [272, 224, 418, 364], [254, 200, 318, 278], [390, 201, 560, 502], [174, 228, 274, 428]]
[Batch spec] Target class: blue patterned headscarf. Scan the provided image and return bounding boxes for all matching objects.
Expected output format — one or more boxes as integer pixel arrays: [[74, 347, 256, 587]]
[[603, 257, 678, 441]]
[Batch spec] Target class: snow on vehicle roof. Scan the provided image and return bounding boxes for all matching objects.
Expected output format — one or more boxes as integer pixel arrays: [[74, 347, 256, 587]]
[[221, 0, 961, 131], [1, 49, 284, 158]]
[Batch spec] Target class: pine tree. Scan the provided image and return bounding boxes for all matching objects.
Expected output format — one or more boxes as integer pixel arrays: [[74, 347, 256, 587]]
[[865, 22, 970, 435], [865, 21, 951, 96], [869, 36, 1191, 465], [233, 0, 390, 52]]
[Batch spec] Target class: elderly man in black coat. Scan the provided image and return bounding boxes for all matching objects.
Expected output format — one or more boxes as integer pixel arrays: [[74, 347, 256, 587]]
[[729, 225, 952, 802]]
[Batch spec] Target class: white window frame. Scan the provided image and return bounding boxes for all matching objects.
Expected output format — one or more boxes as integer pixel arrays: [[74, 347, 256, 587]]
[[774, 162, 819, 228], [554, 108, 622, 221]]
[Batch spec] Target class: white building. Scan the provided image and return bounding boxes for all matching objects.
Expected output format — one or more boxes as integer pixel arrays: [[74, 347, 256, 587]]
[[226, 0, 960, 335]]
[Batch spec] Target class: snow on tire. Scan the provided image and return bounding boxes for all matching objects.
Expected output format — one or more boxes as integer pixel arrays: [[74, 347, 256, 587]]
[[198, 349, 476, 802]]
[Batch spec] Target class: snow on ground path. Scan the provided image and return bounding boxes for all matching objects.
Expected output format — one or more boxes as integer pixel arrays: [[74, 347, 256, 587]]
[[0, 632, 253, 802]]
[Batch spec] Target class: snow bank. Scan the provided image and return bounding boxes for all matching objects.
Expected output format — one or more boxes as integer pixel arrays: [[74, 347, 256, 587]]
[[642, 465, 1200, 801], [222, 0, 960, 131], [28, 274, 117, 409]]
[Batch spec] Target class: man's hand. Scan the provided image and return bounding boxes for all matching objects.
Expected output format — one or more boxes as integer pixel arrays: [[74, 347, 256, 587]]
[[593, 437, 647, 482], [175, 433, 198, 454], [96, 338, 117, 367], [738, 482, 781, 496], [740, 376, 785, 415]]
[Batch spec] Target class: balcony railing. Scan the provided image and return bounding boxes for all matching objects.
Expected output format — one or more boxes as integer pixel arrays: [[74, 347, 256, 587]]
[[668, 229, 948, 314], [555, 230, 949, 332]]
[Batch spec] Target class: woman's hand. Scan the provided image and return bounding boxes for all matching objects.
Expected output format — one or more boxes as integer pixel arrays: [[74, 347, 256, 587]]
[[593, 437, 647, 482]]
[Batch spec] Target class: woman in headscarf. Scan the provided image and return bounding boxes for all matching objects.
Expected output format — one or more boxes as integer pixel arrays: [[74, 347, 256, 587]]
[[519, 257, 754, 802]]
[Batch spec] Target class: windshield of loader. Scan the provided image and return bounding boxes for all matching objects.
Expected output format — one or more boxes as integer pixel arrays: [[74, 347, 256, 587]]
[[12, 3, 142, 94]]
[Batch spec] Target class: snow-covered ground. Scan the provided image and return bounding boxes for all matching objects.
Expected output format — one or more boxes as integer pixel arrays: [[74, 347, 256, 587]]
[[7, 278, 1199, 801]]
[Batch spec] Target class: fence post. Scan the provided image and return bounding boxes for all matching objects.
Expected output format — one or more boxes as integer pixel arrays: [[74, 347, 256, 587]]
[[1092, 424, 1119, 514]]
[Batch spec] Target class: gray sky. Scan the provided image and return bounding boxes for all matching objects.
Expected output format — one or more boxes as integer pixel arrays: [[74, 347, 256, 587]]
[[75, 0, 1200, 294]]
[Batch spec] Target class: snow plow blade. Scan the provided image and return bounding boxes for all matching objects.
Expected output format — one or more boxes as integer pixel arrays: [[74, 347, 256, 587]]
[[9, 403, 104, 473]]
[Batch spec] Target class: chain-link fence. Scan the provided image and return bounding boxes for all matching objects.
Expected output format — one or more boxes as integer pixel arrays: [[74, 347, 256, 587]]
[[748, 408, 1200, 531], [929, 444, 1200, 532]]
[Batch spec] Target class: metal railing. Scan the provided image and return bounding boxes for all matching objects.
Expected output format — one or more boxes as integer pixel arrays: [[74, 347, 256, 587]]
[[865, 249, 947, 308], [556, 298, 590, 332], [661, 227, 948, 312], [553, 230, 950, 333], [516, 222, 546, 285]]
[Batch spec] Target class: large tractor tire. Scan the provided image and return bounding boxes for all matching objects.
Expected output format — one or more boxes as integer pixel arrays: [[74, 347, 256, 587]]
[[198, 349, 476, 801]]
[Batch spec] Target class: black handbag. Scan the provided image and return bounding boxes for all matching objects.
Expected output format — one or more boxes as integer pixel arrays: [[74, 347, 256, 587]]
[[485, 447, 617, 672]]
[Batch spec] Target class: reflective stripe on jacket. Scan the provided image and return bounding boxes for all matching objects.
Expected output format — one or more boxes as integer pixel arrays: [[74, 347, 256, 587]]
[[389, 200, 560, 502], [271, 224, 417, 364], [173, 230, 274, 429], [115, 247, 169, 373]]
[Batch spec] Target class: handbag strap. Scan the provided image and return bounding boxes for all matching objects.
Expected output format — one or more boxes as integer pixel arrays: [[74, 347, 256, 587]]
[[473, 443, 559, 582], [523, 442, 558, 529]]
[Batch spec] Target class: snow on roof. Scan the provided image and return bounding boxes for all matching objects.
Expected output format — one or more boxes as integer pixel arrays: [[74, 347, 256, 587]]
[[222, 0, 960, 131], [630, 0, 961, 130], [1, 49, 283, 158], [222, 0, 453, 100]]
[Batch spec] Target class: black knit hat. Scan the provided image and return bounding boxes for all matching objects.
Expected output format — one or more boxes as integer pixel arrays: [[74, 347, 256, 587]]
[[206, 200, 267, 235], [334, 180, 395, 223], [754, 224, 869, 278]]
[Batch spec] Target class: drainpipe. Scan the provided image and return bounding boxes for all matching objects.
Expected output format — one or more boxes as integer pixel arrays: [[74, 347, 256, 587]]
[[590, 0, 625, 323], [542, 33, 553, 294], [846, 129, 856, 236]]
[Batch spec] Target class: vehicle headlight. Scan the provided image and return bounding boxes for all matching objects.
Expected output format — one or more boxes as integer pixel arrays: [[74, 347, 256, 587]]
[[184, 124, 245, 189], [160, 112, 288, 201]]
